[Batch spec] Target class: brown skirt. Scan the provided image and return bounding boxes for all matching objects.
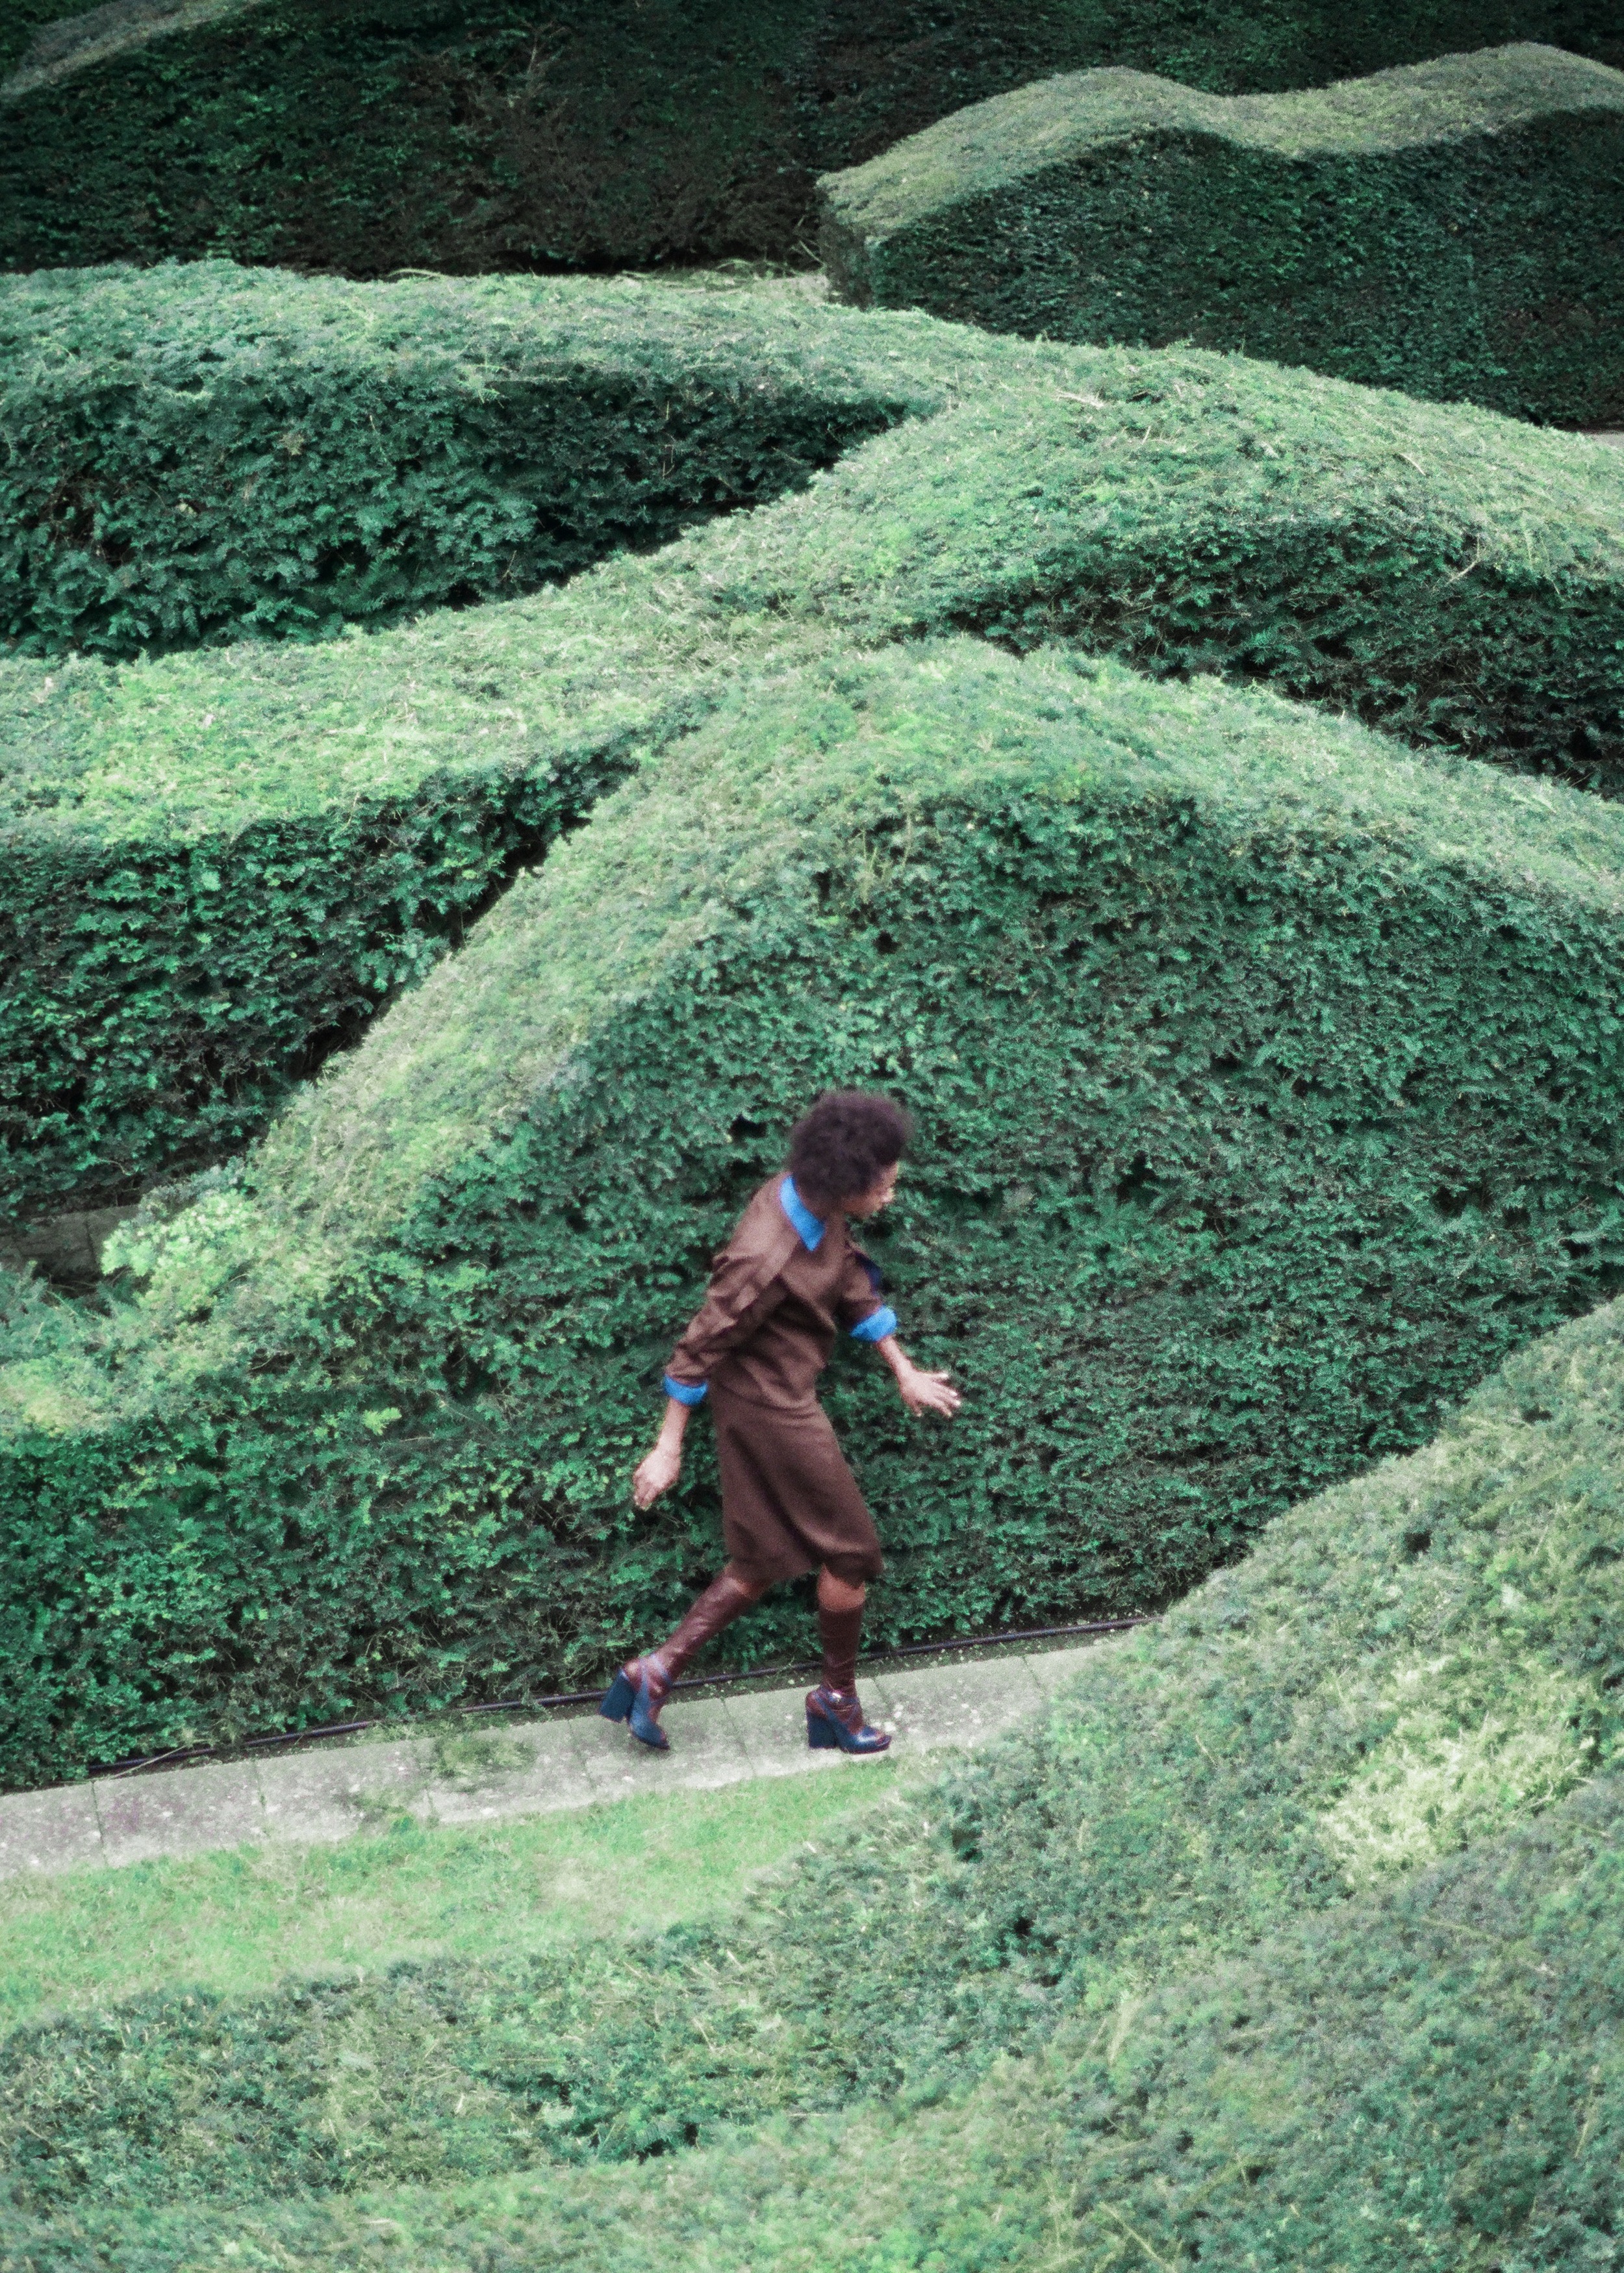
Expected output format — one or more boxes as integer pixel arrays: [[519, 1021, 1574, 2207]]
[[711, 1386, 885, 1590]]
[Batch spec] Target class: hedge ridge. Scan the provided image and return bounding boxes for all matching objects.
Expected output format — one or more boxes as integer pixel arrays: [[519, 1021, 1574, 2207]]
[[820, 42, 1624, 424], [10, 641, 1624, 1779], [2, 0, 1618, 275], [1, 1281, 1621, 2259], [7, 321, 1623, 1225], [0, 263, 943, 661], [0, 270, 1031, 1223]]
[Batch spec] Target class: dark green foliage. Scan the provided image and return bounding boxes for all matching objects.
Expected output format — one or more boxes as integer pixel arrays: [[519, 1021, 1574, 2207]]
[[820, 44, 1624, 425], [8, 320, 1624, 1223], [1, 0, 1618, 277], [0, 744, 629, 1221], [750, 368, 1624, 789], [2, 1282, 1622, 2262], [0, 264, 920, 661], [9, 642, 1624, 1782], [0, 0, 94, 77]]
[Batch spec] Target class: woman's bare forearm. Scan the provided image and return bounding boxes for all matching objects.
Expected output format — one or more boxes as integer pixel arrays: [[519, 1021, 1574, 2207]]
[[876, 1334, 911, 1382]]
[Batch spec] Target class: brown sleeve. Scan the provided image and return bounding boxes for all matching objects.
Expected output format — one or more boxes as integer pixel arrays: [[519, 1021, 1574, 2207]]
[[665, 1249, 790, 1390], [834, 1239, 888, 1334]]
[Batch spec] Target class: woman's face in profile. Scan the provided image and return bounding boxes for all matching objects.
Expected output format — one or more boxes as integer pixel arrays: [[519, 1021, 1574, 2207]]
[[844, 1163, 899, 1218]]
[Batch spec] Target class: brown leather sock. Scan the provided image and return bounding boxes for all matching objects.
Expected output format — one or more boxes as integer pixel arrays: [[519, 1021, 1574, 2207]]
[[650, 1569, 758, 1683], [817, 1601, 865, 1698]]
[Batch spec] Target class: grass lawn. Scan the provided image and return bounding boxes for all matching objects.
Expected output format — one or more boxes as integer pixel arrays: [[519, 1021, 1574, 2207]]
[[0, 1753, 921, 2030]]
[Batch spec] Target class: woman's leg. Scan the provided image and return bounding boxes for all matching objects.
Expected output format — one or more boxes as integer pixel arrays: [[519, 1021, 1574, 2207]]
[[602, 1563, 765, 1749], [815, 1567, 866, 1692], [808, 1566, 890, 1752], [655, 1564, 765, 1681]]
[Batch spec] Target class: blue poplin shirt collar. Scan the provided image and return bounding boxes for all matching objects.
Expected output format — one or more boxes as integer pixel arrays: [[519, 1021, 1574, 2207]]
[[779, 1175, 826, 1251]]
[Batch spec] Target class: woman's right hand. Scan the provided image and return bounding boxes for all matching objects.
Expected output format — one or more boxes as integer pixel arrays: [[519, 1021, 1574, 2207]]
[[633, 1440, 683, 1509]]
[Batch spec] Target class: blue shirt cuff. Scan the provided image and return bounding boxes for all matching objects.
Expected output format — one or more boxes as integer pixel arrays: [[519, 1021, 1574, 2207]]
[[662, 1374, 708, 1406], [849, 1306, 897, 1345]]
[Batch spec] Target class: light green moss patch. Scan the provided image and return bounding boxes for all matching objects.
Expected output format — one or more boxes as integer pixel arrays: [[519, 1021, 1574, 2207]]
[[1319, 1657, 1597, 1885]]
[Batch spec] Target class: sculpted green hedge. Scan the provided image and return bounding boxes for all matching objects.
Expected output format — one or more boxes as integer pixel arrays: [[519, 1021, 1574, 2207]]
[[7, 311, 1623, 1226], [2, 0, 1617, 275], [0, 273, 1026, 1225], [0, 264, 936, 661], [2, 1272, 1622, 2265], [820, 43, 1624, 425], [8, 640, 1624, 1782]]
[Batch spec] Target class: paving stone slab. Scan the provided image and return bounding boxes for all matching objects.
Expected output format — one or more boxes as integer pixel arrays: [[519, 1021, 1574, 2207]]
[[425, 1719, 602, 1828], [865, 1655, 1043, 1754], [1021, 1643, 1104, 1696], [575, 1693, 756, 1799], [0, 1647, 1079, 1877], [720, 1681, 885, 1782], [256, 1737, 436, 1844], [0, 1779, 104, 1878], [718, 1681, 826, 1781], [94, 1759, 265, 1866]]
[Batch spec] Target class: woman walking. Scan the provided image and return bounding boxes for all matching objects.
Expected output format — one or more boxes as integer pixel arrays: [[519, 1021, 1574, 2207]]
[[603, 1091, 959, 1756]]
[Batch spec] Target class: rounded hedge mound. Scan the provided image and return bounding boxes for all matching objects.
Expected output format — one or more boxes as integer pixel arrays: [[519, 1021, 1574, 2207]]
[[2, 0, 1616, 276], [0, 272, 1041, 1226], [6, 314, 1622, 1229], [2, 1271, 1621, 2263], [0, 263, 956, 663], [820, 42, 1624, 425], [9, 638, 1624, 1782]]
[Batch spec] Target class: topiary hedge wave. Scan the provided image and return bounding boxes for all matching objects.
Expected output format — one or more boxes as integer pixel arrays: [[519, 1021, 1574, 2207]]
[[0, 272, 1036, 1223], [7, 319, 1623, 1225], [9, 639, 1624, 1782], [2, 0, 1617, 277], [0, 263, 950, 662], [821, 42, 1624, 425]]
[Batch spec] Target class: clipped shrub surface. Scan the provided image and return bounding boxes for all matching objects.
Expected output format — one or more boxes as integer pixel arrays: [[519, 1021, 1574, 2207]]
[[0, 263, 939, 662], [1, 1291, 1621, 2263], [0, 273, 1028, 1222], [10, 641, 1624, 1779], [1, 0, 1618, 275], [820, 43, 1624, 425], [8, 320, 1623, 1223]]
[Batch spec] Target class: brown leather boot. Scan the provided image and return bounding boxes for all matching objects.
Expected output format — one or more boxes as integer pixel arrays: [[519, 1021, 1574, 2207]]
[[806, 1601, 890, 1753], [600, 1570, 758, 1751], [818, 1599, 864, 1697]]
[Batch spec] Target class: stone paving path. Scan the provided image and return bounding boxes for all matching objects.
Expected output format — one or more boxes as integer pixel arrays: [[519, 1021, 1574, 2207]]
[[0, 1645, 1095, 1882]]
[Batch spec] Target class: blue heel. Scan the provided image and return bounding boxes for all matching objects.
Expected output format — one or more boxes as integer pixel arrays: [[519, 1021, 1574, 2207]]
[[600, 1660, 672, 1750], [806, 1685, 891, 1755]]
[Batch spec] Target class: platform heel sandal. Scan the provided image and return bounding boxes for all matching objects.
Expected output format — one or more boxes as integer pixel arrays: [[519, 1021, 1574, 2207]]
[[806, 1683, 891, 1755], [599, 1658, 672, 1750]]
